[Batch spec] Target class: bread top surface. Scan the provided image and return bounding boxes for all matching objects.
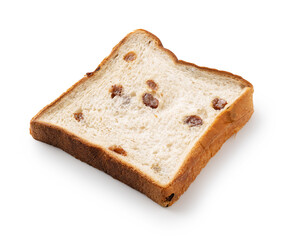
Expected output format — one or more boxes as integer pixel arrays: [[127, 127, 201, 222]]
[[36, 30, 249, 186]]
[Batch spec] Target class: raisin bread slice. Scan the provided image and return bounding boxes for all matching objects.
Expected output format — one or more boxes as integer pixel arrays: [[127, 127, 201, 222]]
[[30, 29, 254, 207]]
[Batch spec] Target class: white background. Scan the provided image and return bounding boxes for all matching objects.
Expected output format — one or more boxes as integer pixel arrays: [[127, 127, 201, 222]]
[[1, 0, 283, 239]]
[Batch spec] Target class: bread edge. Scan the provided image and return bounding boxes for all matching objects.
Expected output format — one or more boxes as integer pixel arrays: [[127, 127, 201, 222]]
[[30, 29, 254, 207]]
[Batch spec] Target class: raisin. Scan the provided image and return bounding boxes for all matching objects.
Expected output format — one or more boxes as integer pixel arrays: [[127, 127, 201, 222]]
[[86, 66, 100, 77], [165, 193, 175, 201], [123, 51, 137, 62], [74, 112, 84, 122], [110, 84, 123, 98], [212, 98, 227, 110], [146, 80, 158, 91], [86, 72, 94, 77], [184, 115, 203, 127], [142, 93, 159, 109], [109, 145, 127, 156]]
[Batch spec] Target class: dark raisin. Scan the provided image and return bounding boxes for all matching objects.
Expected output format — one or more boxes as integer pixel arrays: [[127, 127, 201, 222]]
[[74, 112, 84, 122], [110, 84, 123, 98], [212, 98, 227, 110], [142, 93, 159, 109], [123, 51, 137, 62], [165, 193, 175, 201], [86, 66, 100, 77], [146, 80, 158, 91], [86, 72, 94, 77], [184, 115, 203, 127], [109, 145, 127, 156]]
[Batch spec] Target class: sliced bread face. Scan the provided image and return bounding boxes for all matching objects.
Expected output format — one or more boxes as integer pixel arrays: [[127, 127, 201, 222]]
[[31, 30, 253, 206]]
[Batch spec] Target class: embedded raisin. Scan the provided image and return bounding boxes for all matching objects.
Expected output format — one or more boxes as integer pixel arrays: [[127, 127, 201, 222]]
[[109, 145, 127, 156], [86, 72, 94, 77], [146, 80, 158, 91], [165, 193, 175, 201], [110, 84, 123, 98], [142, 93, 159, 109], [74, 112, 84, 122], [212, 98, 227, 110], [86, 66, 100, 77], [184, 115, 203, 127], [123, 51, 137, 62]]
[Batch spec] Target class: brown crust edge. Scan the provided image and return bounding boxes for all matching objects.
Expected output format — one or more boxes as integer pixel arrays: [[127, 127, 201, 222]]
[[30, 29, 254, 207]]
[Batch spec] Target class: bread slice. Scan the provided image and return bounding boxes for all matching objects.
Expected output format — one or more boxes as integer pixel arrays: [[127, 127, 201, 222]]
[[30, 29, 254, 207]]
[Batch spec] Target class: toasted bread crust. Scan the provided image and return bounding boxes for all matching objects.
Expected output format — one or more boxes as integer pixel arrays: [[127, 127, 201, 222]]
[[30, 29, 254, 206]]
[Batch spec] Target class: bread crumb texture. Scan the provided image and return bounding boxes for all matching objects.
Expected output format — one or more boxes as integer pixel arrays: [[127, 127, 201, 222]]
[[38, 30, 245, 186]]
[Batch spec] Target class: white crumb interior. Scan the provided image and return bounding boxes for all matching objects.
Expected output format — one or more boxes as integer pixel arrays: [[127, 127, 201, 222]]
[[38, 31, 245, 186]]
